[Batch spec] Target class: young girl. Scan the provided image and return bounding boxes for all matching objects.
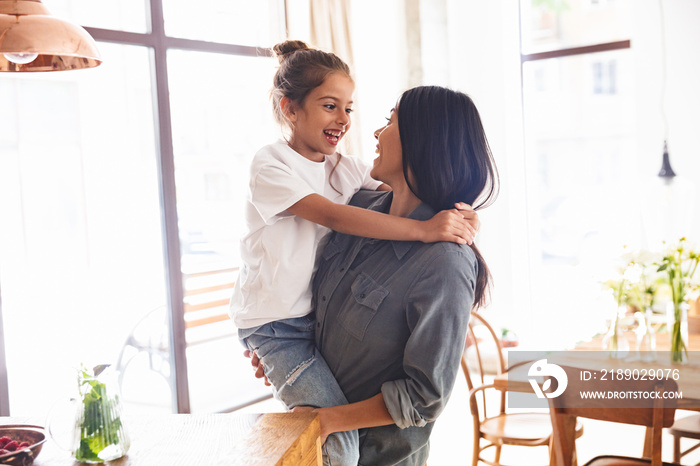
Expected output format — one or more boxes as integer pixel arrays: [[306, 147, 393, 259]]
[[229, 40, 478, 465]]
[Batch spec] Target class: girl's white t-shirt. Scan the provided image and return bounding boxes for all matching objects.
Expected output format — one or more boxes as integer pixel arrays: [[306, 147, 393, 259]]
[[230, 140, 382, 329]]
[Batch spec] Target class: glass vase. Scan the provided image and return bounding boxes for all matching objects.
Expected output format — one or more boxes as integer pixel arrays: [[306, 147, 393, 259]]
[[72, 366, 130, 462], [635, 307, 657, 361], [603, 306, 629, 359], [668, 301, 689, 364]]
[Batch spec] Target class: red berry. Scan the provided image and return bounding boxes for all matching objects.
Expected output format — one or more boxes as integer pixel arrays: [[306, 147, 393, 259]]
[[0, 448, 9, 455], [18, 441, 30, 449], [0, 436, 10, 447], [4, 441, 18, 451]]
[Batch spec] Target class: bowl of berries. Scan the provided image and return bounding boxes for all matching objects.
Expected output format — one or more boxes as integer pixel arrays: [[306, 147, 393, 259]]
[[0, 425, 47, 466]]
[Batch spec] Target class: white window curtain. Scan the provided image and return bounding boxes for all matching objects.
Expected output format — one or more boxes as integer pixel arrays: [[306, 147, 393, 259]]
[[308, 0, 363, 158]]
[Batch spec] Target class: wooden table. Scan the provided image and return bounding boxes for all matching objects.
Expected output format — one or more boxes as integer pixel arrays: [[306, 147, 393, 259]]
[[1, 412, 321, 465], [494, 332, 700, 464], [495, 333, 700, 410]]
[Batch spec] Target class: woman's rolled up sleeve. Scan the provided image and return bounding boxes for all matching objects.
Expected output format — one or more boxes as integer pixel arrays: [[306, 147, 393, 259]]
[[380, 246, 477, 429]]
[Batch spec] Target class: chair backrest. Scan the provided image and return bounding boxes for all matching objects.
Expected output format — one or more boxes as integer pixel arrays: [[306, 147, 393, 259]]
[[547, 364, 678, 466], [182, 267, 238, 344], [460, 311, 507, 419]]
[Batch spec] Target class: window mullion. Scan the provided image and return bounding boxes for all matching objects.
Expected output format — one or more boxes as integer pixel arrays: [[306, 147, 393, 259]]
[[0, 286, 9, 416], [148, 0, 190, 414], [521, 39, 631, 62]]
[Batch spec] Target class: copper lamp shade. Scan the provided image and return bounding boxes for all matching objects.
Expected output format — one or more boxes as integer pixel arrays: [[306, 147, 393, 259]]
[[0, 0, 101, 72]]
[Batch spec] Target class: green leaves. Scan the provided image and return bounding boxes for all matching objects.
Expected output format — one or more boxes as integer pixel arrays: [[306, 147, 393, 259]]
[[77, 437, 101, 461], [74, 364, 124, 462], [655, 238, 699, 363], [657, 237, 699, 307], [607, 239, 699, 314]]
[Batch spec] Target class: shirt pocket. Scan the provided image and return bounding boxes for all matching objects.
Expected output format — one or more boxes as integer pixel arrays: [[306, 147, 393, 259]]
[[339, 272, 389, 341]]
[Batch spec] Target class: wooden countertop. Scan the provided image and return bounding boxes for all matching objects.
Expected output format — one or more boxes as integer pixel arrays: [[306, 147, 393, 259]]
[[1, 412, 321, 465]]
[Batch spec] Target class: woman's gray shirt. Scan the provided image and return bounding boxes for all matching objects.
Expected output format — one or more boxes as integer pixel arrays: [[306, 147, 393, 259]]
[[313, 190, 477, 465]]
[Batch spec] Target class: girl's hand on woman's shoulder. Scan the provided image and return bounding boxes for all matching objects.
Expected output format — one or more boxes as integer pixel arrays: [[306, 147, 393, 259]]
[[455, 202, 480, 236], [422, 207, 476, 245]]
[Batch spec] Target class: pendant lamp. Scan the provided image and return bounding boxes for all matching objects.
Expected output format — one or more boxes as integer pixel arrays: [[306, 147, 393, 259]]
[[640, 0, 695, 251], [0, 0, 101, 72], [657, 140, 675, 181]]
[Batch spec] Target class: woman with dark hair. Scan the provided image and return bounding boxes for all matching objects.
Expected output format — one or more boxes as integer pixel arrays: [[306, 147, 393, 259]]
[[295, 85, 499, 465]]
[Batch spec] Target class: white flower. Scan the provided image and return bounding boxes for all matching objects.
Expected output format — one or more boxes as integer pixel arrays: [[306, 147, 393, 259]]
[[619, 247, 662, 270], [635, 249, 663, 264], [623, 263, 644, 284]]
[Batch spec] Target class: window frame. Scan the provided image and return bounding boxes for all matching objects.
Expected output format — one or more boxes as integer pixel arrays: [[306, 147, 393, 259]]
[[0, 0, 285, 415], [521, 39, 630, 63]]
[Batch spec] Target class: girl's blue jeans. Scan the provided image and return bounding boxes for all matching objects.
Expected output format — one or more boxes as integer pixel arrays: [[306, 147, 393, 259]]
[[239, 314, 359, 466]]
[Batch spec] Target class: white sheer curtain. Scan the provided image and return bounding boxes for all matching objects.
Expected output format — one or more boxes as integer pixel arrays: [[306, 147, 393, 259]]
[[308, 0, 363, 157]]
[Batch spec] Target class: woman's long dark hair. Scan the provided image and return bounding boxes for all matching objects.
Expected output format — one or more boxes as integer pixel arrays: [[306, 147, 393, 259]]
[[397, 86, 499, 309]]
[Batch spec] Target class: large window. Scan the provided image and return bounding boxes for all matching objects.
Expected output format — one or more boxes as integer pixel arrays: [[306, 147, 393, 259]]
[[0, 0, 283, 416], [168, 50, 279, 413], [0, 43, 166, 416], [520, 0, 636, 347], [168, 51, 277, 272]]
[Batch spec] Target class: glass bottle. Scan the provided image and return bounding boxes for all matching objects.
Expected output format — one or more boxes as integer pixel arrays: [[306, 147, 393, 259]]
[[72, 365, 130, 463], [668, 301, 689, 364], [602, 306, 630, 359], [635, 307, 657, 361]]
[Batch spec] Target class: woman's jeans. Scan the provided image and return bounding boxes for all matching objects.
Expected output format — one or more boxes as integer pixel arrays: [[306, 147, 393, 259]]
[[239, 315, 359, 466]]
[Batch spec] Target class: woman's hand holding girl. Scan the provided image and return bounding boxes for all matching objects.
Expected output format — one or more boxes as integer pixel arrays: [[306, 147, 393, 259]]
[[292, 394, 394, 446], [243, 349, 270, 386], [291, 406, 329, 444]]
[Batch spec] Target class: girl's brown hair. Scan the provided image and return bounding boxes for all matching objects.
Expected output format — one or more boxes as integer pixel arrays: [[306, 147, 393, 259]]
[[270, 40, 352, 128]]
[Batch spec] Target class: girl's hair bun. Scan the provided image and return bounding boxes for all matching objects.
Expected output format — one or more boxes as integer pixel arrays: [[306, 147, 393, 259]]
[[272, 40, 311, 64]]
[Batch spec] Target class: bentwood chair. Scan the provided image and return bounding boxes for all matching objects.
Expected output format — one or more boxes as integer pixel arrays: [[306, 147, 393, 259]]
[[116, 267, 240, 395], [548, 364, 681, 466], [668, 414, 700, 465], [461, 311, 583, 466]]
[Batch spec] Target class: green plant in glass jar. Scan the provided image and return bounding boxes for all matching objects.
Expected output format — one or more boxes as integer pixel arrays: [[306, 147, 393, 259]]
[[73, 365, 130, 462], [603, 249, 665, 359], [603, 269, 634, 358], [656, 238, 700, 364]]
